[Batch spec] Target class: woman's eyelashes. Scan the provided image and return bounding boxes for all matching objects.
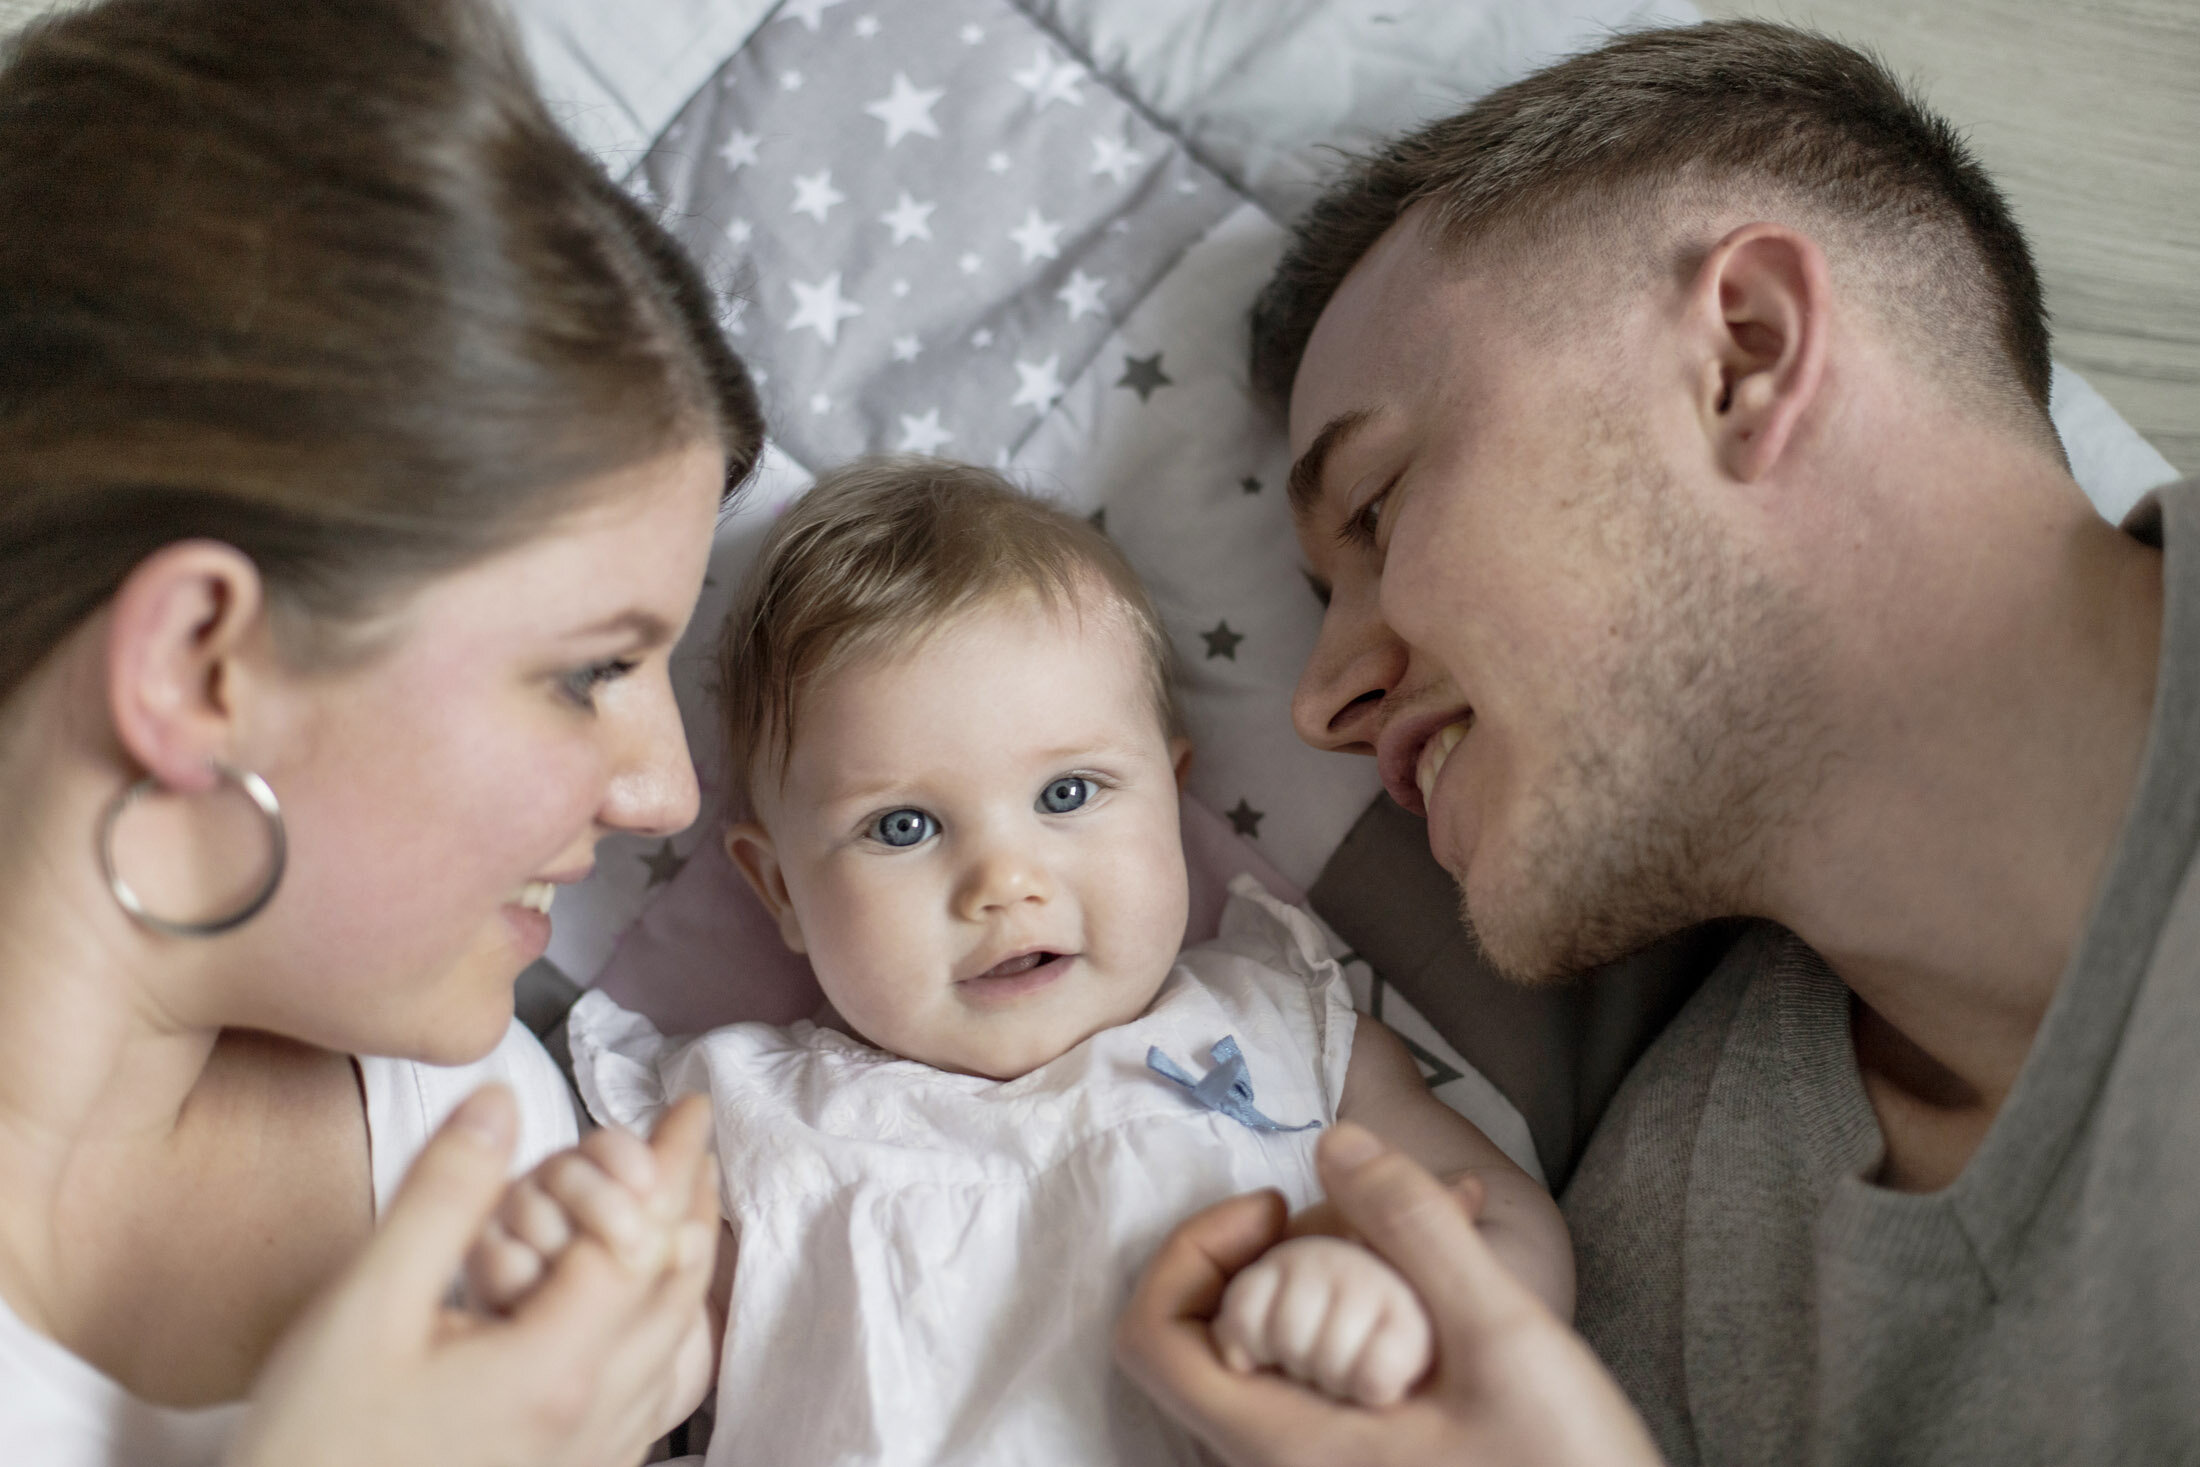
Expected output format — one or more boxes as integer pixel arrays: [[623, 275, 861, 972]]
[[559, 656, 640, 710]]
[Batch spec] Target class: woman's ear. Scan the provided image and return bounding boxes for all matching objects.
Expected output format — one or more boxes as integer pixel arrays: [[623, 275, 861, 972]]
[[725, 820, 806, 955], [104, 541, 270, 793], [1689, 222, 1831, 484]]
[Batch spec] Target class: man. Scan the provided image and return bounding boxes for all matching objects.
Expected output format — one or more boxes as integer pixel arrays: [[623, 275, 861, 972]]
[[1117, 20, 2195, 1465]]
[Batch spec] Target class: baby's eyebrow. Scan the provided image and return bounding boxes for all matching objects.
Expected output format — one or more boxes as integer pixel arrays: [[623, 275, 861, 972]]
[[1287, 409, 1374, 525]]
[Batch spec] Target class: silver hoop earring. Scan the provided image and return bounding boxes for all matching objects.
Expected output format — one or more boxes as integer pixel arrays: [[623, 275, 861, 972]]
[[99, 763, 287, 938]]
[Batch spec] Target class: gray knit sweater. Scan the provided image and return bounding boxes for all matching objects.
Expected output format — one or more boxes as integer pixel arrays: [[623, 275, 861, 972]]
[[1564, 480, 2200, 1465]]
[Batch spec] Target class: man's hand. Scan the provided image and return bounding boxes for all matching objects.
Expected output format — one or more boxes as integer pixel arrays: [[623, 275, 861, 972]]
[[1116, 1121, 1662, 1467]]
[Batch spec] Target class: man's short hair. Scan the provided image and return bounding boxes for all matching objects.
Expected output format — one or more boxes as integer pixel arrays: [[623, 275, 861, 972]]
[[1252, 21, 2053, 438], [718, 455, 1182, 811]]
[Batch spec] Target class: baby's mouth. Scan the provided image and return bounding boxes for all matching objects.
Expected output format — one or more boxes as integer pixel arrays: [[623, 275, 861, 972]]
[[969, 951, 1065, 982]]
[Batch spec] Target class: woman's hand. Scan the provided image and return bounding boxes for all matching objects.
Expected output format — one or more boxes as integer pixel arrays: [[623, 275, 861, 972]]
[[1116, 1122, 1663, 1467], [228, 1085, 720, 1467], [464, 1115, 721, 1429]]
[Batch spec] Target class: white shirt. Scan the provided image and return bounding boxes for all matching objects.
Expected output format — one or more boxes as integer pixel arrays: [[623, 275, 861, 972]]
[[571, 877, 1358, 1467], [0, 1019, 577, 1467]]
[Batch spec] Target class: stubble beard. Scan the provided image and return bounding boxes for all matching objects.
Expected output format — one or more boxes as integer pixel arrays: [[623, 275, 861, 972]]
[[1461, 433, 1825, 985]]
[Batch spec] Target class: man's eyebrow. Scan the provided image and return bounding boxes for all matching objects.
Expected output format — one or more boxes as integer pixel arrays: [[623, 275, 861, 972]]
[[1286, 409, 1374, 523]]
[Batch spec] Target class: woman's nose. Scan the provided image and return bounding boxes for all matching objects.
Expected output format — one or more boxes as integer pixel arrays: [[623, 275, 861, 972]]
[[600, 671, 701, 839], [1292, 591, 1406, 757]]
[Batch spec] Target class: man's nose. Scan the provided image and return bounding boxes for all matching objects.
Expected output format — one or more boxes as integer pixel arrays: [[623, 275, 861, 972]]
[[1292, 595, 1406, 756]]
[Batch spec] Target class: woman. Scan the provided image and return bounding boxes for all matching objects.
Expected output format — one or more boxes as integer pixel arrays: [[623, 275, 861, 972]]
[[0, 0, 763, 1460]]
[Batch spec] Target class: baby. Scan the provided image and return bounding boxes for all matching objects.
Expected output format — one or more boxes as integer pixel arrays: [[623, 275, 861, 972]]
[[487, 458, 1571, 1464]]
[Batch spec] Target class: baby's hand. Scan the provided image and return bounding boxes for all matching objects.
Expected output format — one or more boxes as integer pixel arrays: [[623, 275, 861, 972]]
[[1212, 1234, 1433, 1408], [464, 1122, 677, 1313]]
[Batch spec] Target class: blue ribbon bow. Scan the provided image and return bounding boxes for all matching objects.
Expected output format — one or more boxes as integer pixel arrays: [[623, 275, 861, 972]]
[[1146, 1034, 1320, 1134]]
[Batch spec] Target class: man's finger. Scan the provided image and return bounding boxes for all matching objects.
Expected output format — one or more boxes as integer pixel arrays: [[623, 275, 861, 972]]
[[1317, 1123, 1542, 1360], [350, 1084, 519, 1329]]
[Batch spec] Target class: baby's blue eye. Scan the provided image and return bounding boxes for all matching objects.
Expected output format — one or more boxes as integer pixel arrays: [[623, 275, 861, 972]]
[[1038, 776, 1092, 814], [871, 809, 937, 848]]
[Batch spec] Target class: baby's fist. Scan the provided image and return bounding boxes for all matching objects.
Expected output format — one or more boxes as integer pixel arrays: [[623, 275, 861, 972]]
[[1212, 1234, 1432, 1408]]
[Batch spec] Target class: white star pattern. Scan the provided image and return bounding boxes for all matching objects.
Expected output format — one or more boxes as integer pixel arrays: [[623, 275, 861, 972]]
[[1011, 49, 1084, 110], [879, 192, 935, 245], [1176, 178, 1199, 194], [970, 328, 994, 348], [1090, 135, 1143, 186], [719, 128, 761, 173], [890, 333, 922, 362], [986, 152, 1011, 174], [854, 15, 880, 38], [725, 218, 753, 247], [890, 279, 911, 297], [780, 70, 804, 91], [1056, 269, 1106, 320], [960, 24, 985, 44], [1008, 209, 1063, 265], [791, 170, 846, 223], [809, 392, 832, 414], [959, 252, 982, 275], [1011, 355, 1065, 413], [897, 409, 953, 453], [787, 273, 862, 346], [718, 297, 749, 337], [863, 72, 943, 147], [777, 0, 843, 31]]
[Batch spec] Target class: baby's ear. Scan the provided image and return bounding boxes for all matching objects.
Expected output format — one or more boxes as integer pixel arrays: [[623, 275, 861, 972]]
[[726, 821, 806, 955], [1170, 737, 1195, 791]]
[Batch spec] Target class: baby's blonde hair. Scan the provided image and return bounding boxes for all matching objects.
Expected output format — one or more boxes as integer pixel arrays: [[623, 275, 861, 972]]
[[719, 455, 1182, 810]]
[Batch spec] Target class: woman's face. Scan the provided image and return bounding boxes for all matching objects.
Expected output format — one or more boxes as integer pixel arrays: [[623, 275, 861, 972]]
[[228, 442, 726, 1063]]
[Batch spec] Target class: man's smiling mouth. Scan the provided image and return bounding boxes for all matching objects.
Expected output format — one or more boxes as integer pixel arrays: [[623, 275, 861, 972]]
[[1415, 717, 1473, 811]]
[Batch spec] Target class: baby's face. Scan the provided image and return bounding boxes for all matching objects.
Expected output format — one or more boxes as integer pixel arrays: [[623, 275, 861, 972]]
[[739, 591, 1189, 1080]]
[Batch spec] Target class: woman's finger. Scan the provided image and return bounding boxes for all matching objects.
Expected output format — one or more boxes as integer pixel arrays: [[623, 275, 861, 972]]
[[348, 1085, 519, 1330], [644, 1094, 715, 1224]]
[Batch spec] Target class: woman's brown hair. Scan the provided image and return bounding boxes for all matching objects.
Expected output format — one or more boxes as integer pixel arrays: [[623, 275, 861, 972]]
[[0, 0, 765, 700]]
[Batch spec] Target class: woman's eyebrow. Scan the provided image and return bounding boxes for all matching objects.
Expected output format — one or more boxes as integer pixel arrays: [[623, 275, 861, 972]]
[[566, 609, 676, 645], [1286, 409, 1374, 524]]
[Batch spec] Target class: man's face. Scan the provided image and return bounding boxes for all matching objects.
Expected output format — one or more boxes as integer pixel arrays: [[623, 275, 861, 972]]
[[1286, 214, 1819, 981]]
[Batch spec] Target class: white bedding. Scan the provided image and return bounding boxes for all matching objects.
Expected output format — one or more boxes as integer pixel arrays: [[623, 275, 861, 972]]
[[511, 0, 2180, 1007]]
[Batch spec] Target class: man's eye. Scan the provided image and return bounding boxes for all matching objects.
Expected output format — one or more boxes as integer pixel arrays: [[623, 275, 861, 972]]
[[1037, 776, 1092, 814], [1340, 489, 1389, 549], [870, 809, 937, 848]]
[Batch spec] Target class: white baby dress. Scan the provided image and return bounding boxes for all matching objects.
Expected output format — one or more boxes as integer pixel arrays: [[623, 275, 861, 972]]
[[568, 876, 1357, 1467]]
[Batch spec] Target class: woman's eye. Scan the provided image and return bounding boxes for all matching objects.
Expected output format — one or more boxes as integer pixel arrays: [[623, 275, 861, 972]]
[[561, 658, 638, 710], [1038, 776, 1093, 814], [870, 808, 938, 848]]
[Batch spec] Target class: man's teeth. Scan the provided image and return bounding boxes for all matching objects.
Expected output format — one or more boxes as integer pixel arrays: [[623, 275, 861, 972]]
[[516, 881, 556, 915], [1414, 720, 1470, 808]]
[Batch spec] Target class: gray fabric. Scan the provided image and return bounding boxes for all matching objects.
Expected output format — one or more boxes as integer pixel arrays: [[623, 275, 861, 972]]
[[1565, 477, 2200, 1465], [1310, 795, 1727, 1187]]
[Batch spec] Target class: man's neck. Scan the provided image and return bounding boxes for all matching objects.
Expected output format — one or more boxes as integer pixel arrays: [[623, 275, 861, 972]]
[[1768, 470, 2166, 1186]]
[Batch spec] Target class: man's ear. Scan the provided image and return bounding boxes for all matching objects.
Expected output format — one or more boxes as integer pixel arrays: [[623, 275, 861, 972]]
[[105, 541, 270, 794], [725, 820, 807, 955], [1689, 223, 1831, 484], [1170, 737, 1194, 791]]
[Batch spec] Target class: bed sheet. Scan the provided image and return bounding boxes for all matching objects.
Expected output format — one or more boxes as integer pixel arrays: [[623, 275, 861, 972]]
[[511, 1, 2180, 1132]]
